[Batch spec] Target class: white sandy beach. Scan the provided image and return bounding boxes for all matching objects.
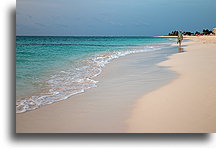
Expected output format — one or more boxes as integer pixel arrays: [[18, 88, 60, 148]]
[[127, 36, 216, 133]]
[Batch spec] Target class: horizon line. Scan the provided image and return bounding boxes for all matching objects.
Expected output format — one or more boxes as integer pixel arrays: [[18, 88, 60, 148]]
[[16, 35, 164, 37]]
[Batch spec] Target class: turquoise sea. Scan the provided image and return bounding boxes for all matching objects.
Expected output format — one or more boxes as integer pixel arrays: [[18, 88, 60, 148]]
[[16, 36, 177, 113]]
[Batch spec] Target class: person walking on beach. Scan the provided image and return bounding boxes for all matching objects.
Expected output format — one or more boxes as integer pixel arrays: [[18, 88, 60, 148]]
[[177, 30, 183, 47]]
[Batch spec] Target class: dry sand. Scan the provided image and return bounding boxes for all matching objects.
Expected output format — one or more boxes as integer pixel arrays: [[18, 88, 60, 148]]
[[127, 36, 216, 133]]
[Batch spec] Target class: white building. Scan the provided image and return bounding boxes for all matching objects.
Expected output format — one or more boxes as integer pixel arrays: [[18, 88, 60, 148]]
[[213, 28, 216, 35]]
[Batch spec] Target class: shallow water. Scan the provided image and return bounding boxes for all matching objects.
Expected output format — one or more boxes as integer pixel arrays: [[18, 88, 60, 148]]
[[16, 36, 177, 113]]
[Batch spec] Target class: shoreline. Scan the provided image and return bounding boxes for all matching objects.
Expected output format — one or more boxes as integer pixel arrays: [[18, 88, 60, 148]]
[[127, 36, 216, 133], [16, 42, 178, 133], [16, 39, 175, 114]]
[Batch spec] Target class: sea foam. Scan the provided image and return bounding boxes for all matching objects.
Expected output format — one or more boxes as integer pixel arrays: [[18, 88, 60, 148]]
[[16, 45, 165, 113]]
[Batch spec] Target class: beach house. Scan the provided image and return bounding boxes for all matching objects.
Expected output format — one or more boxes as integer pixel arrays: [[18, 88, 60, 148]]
[[213, 28, 216, 35]]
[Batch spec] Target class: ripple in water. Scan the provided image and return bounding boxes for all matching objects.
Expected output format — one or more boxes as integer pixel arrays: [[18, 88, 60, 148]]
[[16, 46, 163, 113]]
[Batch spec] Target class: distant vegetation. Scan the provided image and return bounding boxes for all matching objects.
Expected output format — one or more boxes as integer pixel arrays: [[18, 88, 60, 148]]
[[168, 29, 214, 36]]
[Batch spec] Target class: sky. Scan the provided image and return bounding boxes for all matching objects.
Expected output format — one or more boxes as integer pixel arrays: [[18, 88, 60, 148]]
[[16, 0, 216, 36]]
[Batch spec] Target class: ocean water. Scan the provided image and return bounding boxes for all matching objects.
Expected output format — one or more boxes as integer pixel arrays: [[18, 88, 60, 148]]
[[16, 36, 176, 113]]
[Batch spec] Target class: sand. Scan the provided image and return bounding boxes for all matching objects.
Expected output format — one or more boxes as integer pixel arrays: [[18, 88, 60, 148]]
[[127, 36, 216, 133]]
